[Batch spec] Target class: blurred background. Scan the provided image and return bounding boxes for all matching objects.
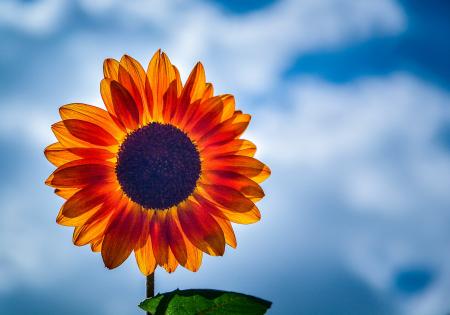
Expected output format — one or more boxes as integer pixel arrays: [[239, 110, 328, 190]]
[[0, 0, 449, 314]]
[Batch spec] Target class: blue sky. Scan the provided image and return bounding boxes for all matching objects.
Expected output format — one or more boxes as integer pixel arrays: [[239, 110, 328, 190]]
[[0, 0, 450, 314]]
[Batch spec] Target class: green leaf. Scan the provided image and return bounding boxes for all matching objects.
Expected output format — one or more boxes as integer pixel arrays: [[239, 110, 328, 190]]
[[139, 289, 272, 315]]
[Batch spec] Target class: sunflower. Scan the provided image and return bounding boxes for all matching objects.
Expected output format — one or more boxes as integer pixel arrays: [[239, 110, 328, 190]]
[[44, 50, 270, 274]]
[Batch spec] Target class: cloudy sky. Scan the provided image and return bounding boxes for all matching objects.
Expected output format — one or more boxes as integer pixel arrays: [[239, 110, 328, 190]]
[[0, 0, 449, 314]]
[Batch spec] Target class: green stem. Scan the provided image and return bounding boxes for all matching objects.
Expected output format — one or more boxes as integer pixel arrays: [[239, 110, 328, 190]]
[[146, 273, 154, 315]]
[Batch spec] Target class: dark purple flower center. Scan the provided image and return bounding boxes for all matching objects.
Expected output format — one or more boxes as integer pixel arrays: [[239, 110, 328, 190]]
[[116, 123, 201, 209]]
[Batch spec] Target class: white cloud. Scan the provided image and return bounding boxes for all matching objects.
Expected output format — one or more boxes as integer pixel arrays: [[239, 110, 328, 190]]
[[147, 0, 406, 94], [0, 0, 67, 35], [0, 105, 55, 149], [0, 0, 407, 149], [254, 74, 450, 213], [0, 0, 406, 97], [251, 73, 450, 314]]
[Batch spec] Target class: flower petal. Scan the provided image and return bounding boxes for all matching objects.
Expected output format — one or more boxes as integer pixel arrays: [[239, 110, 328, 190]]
[[103, 58, 119, 80], [45, 159, 116, 188], [172, 65, 183, 97], [177, 198, 225, 256], [166, 208, 187, 266], [72, 208, 113, 246], [199, 183, 256, 213], [146, 50, 177, 121], [45, 143, 79, 166], [159, 206, 203, 272], [186, 97, 225, 138], [150, 210, 169, 266], [65, 147, 116, 161], [160, 80, 178, 124], [201, 139, 256, 158], [197, 113, 251, 147], [51, 121, 91, 148], [194, 192, 261, 225], [59, 103, 125, 139], [162, 248, 179, 273], [181, 94, 231, 133], [173, 62, 206, 123], [220, 94, 235, 121], [201, 83, 214, 102], [203, 170, 265, 201], [102, 200, 143, 269], [100, 79, 140, 130], [54, 187, 79, 199], [91, 236, 103, 252], [211, 215, 237, 248], [63, 119, 118, 147], [45, 142, 116, 167], [180, 62, 206, 104], [118, 55, 146, 123], [183, 238, 203, 272], [204, 155, 271, 183], [134, 211, 157, 276], [168, 212, 203, 272], [59, 182, 116, 221], [217, 206, 261, 225]]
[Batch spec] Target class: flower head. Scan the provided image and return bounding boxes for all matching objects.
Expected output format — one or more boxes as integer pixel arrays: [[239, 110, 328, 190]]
[[45, 50, 270, 274]]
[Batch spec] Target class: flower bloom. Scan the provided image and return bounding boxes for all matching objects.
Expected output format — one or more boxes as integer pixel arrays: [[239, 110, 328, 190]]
[[45, 50, 270, 274]]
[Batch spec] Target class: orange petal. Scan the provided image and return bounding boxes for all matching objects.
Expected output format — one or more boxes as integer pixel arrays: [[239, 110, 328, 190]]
[[166, 208, 187, 266], [45, 159, 116, 188], [71, 189, 123, 243], [172, 65, 183, 97], [56, 206, 96, 227], [146, 50, 177, 121], [45, 142, 80, 166], [60, 183, 115, 219], [150, 210, 169, 266], [91, 236, 103, 252], [66, 147, 116, 161], [59, 103, 125, 139], [185, 93, 233, 128], [202, 170, 265, 201], [211, 215, 237, 248], [217, 206, 261, 225], [186, 97, 224, 138], [103, 58, 119, 80], [199, 183, 256, 213], [197, 113, 250, 147], [177, 99, 200, 130], [183, 238, 203, 272], [194, 192, 261, 225], [180, 62, 206, 104], [161, 247, 179, 273], [181, 94, 230, 132], [100, 79, 140, 130], [118, 55, 146, 123], [201, 139, 256, 158], [101, 200, 143, 269], [54, 187, 79, 199], [177, 198, 225, 256], [201, 83, 214, 102], [72, 208, 113, 246], [204, 155, 271, 183], [51, 121, 91, 148], [168, 212, 203, 271], [63, 119, 118, 147], [220, 95, 236, 121], [173, 62, 206, 123], [134, 211, 157, 276], [45, 143, 116, 167], [162, 80, 179, 124]]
